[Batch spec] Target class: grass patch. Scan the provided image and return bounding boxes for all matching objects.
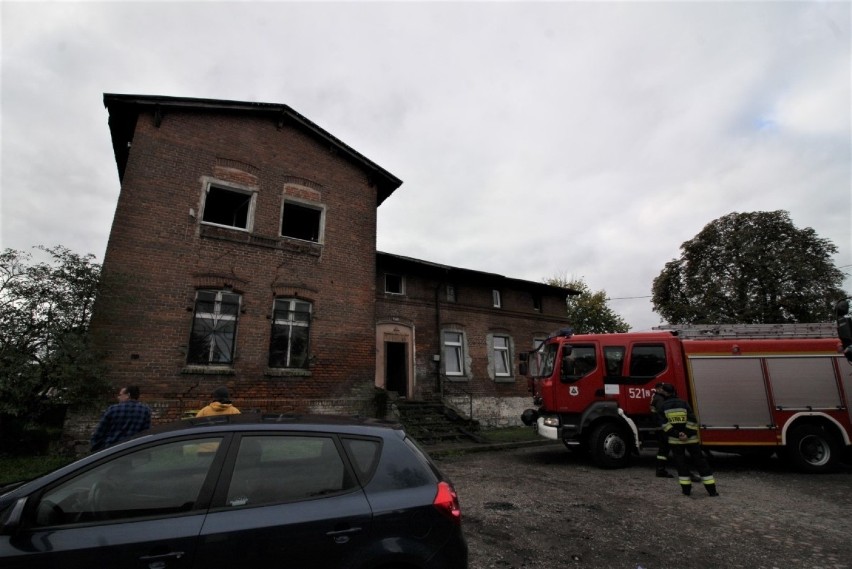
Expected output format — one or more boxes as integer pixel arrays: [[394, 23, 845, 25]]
[[0, 454, 76, 486]]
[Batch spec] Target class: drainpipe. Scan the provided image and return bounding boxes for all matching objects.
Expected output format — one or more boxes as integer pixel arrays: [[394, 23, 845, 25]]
[[434, 282, 442, 398]]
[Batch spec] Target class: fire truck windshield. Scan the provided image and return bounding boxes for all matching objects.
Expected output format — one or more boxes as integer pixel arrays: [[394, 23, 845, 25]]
[[529, 343, 559, 378]]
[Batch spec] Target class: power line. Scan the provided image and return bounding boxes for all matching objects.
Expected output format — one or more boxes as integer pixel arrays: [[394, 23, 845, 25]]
[[606, 295, 653, 301]]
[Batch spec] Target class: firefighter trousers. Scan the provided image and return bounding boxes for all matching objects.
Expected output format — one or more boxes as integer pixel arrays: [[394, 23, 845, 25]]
[[671, 443, 718, 496]]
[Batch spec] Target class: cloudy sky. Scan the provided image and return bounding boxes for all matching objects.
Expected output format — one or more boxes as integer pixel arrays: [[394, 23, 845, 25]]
[[1, 0, 850, 330]]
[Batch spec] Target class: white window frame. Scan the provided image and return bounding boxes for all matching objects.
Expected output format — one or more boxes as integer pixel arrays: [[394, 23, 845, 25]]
[[492, 289, 502, 308], [385, 273, 405, 295], [280, 197, 326, 244], [187, 290, 241, 365], [199, 179, 257, 232], [446, 284, 456, 303], [492, 335, 512, 378], [269, 298, 312, 369], [442, 331, 465, 377]]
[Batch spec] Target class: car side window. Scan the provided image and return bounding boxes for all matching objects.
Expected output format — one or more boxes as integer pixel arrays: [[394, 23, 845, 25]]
[[32, 438, 223, 527], [225, 435, 355, 507], [341, 437, 381, 483]]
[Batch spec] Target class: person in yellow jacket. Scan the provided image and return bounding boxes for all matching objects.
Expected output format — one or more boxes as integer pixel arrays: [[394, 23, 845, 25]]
[[196, 386, 241, 418], [195, 387, 240, 454]]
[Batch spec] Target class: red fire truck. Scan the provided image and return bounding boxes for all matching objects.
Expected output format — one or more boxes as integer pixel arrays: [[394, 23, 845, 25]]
[[520, 321, 852, 473]]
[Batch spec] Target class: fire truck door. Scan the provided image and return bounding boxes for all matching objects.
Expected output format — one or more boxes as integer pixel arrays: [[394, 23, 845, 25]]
[[617, 343, 678, 415]]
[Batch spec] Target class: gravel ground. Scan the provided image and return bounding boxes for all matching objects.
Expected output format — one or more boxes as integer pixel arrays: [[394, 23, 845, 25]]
[[434, 443, 852, 569]]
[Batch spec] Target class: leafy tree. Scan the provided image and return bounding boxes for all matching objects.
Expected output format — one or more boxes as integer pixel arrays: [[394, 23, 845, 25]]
[[652, 211, 848, 324], [0, 246, 110, 421], [545, 274, 630, 333]]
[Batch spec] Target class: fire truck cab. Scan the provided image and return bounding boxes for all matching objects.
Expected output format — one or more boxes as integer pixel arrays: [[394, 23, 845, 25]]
[[520, 322, 852, 473]]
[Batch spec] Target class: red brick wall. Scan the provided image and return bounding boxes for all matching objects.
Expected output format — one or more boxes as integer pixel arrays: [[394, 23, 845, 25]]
[[375, 260, 569, 402], [92, 108, 380, 422]]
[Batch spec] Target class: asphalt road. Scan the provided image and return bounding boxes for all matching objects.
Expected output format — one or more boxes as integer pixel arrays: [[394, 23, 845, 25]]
[[434, 443, 852, 569]]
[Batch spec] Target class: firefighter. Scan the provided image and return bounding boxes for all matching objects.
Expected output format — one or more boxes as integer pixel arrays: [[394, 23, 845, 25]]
[[650, 383, 673, 478], [657, 383, 719, 497]]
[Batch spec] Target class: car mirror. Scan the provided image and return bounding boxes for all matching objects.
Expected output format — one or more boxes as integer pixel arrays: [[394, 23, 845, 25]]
[[0, 498, 27, 535]]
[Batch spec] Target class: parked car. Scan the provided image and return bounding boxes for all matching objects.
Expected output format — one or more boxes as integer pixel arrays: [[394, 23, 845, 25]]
[[0, 414, 468, 569]]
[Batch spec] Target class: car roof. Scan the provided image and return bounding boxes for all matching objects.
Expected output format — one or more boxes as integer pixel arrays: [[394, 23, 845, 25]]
[[140, 412, 407, 439]]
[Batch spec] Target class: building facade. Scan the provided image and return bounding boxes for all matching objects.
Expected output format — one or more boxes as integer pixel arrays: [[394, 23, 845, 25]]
[[90, 94, 573, 427]]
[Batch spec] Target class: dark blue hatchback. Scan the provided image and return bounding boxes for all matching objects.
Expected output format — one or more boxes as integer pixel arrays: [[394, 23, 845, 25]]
[[0, 414, 468, 569]]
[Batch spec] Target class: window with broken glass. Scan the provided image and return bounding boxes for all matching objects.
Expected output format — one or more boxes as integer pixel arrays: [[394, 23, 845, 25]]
[[269, 298, 312, 368], [201, 185, 254, 230], [281, 201, 323, 243], [187, 291, 241, 365]]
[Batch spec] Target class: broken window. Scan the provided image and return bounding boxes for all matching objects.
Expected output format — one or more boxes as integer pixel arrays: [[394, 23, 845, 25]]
[[385, 273, 404, 295], [187, 290, 241, 365], [269, 298, 312, 368], [202, 185, 254, 230], [281, 201, 323, 243]]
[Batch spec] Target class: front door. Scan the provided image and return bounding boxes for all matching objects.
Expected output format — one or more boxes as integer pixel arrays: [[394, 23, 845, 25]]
[[385, 342, 408, 397], [375, 323, 414, 398]]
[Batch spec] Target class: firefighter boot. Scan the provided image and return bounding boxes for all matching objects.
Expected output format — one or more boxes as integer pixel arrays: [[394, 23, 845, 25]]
[[656, 456, 673, 478], [679, 478, 692, 496], [706, 483, 719, 497]]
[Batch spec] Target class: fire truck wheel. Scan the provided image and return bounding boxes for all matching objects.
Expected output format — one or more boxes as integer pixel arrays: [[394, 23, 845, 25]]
[[589, 422, 632, 469], [784, 424, 838, 473]]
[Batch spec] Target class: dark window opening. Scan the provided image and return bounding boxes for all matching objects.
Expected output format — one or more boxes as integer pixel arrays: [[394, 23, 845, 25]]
[[202, 186, 251, 229], [385, 274, 404, 294], [281, 202, 322, 242]]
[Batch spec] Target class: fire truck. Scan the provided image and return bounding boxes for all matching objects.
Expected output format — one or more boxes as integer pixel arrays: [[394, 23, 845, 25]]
[[520, 319, 852, 473]]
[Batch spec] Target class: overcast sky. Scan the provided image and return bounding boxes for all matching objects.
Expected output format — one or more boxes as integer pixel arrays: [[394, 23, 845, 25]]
[[1, 0, 850, 331]]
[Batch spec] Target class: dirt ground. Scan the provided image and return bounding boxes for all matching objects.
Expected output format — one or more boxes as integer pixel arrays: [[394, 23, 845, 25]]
[[434, 443, 852, 569]]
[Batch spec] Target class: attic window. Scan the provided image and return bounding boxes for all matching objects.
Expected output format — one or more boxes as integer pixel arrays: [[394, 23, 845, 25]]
[[202, 185, 255, 230], [281, 200, 324, 243]]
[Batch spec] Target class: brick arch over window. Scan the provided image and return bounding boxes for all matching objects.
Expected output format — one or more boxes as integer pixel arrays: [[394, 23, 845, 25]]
[[282, 179, 323, 203], [213, 158, 260, 187], [192, 274, 248, 293], [271, 284, 318, 302]]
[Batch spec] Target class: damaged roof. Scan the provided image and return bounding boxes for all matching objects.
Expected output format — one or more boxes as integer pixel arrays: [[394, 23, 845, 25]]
[[103, 93, 403, 206], [377, 251, 581, 297]]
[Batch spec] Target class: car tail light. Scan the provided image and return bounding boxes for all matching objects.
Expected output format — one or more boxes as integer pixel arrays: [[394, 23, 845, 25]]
[[433, 481, 461, 525]]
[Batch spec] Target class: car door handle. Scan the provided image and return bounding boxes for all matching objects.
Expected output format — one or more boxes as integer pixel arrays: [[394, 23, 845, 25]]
[[326, 526, 363, 544], [139, 551, 185, 561], [326, 527, 363, 536]]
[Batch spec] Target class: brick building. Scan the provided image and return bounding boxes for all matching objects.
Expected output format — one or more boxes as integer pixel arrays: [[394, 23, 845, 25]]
[[90, 93, 573, 428]]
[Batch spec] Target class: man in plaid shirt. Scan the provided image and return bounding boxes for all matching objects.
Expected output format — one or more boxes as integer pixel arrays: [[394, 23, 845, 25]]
[[90, 385, 152, 451]]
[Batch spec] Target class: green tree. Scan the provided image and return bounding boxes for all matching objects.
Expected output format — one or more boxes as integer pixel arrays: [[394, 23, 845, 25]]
[[652, 211, 847, 324], [545, 274, 630, 333], [0, 246, 109, 421]]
